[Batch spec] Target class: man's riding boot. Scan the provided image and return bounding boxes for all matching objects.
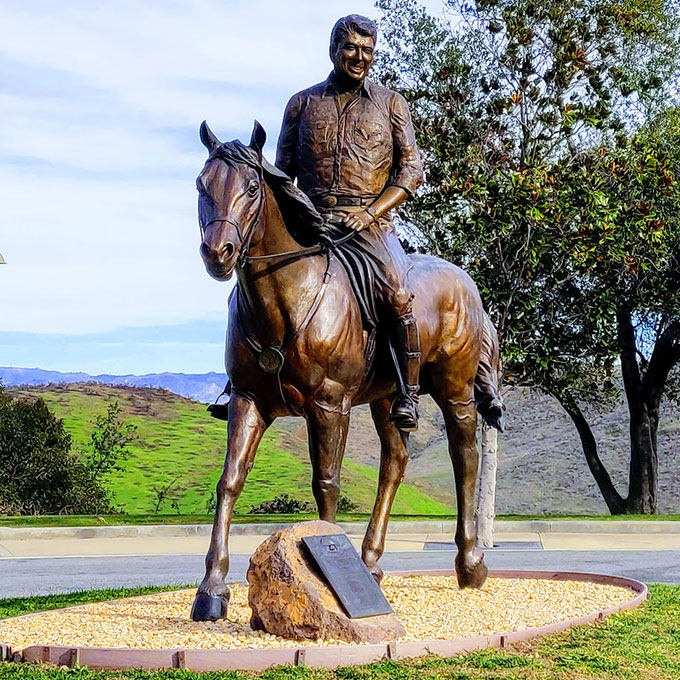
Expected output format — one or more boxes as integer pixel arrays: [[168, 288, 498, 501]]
[[390, 314, 421, 432]]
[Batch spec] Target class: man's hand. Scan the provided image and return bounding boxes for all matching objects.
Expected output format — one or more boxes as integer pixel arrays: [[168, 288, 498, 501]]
[[341, 209, 375, 232]]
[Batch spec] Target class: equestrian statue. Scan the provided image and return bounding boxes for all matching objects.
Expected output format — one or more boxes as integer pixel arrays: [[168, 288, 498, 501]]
[[191, 14, 505, 622]]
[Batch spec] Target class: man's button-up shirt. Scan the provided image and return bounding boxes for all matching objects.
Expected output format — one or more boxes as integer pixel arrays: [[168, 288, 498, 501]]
[[275, 75, 424, 200]]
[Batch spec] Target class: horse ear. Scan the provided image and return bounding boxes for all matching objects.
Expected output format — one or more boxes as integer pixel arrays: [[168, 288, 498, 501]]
[[200, 121, 221, 152], [250, 120, 267, 153]]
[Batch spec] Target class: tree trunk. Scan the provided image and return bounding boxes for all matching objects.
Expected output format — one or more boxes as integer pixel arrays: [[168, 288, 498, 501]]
[[476, 422, 498, 548], [553, 313, 678, 516], [623, 400, 659, 514], [558, 394, 626, 515], [616, 309, 672, 515]]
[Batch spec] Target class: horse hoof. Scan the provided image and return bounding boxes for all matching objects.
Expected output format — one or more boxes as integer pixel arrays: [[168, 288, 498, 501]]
[[368, 562, 384, 584], [191, 592, 229, 621], [455, 551, 488, 589], [362, 550, 384, 584]]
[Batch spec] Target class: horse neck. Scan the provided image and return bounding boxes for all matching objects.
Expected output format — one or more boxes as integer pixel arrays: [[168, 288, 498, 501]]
[[237, 183, 325, 340], [247, 183, 300, 260]]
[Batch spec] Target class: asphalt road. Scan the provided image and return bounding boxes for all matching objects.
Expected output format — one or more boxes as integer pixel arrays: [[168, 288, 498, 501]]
[[2, 550, 679, 598]]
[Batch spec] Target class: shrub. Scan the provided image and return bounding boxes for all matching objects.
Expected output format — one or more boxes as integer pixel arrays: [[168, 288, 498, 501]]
[[248, 494, 313, 514], [0, 386, 111, 514], [246, 493, 359, 515], [337, 494, 359, 513]]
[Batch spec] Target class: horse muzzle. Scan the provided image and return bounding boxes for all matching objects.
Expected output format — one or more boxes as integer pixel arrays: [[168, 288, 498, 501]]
[[200, 241, 237, 281]]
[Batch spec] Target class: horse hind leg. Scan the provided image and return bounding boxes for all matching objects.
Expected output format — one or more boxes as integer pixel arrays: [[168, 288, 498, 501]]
[[438, 385, 488, 589], [192, 393, 269, 621], [361, 397, 409, 583]]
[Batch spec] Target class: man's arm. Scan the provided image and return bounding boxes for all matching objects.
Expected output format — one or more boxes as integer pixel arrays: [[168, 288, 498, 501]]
[[388, 92, 424, 197], [275, 94, 302, 180], [342, 93, 423, 232]]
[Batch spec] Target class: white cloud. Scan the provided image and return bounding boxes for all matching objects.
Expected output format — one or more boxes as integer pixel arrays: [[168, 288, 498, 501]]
[[0, 0, 443, 339]]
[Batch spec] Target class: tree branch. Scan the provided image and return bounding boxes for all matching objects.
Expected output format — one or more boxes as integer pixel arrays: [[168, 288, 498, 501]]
[[556, 392, 625, 514], [617, 307, 642, 414], [643, 317, 680, 409]]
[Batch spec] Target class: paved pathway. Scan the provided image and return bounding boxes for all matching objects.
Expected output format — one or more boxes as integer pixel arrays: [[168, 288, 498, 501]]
[[3, 531, 680, 558], [2, 546, 680, 598], [2, 526, 680, 598]]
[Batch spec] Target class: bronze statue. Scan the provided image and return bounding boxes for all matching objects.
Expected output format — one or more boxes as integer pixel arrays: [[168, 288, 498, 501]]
[[190, 15, 504, 623], [277, 15, 423, 431]]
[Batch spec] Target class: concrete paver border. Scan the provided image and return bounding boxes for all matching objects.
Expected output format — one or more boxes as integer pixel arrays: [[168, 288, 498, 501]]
[[1, 519, 680, 541], [4, 569, 647, 672]]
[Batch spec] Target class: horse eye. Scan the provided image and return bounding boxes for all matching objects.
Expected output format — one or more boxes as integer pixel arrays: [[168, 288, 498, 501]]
[[247, 180, 259, 195]]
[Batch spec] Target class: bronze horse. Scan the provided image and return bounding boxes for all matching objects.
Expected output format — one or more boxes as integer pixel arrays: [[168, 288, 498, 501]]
[[191, 121, 502, 621]]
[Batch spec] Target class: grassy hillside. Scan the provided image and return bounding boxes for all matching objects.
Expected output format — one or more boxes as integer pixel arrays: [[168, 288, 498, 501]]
[[403, 389, 680, 515], [10, 380, 679, 517], [9, 384, 451, 516]]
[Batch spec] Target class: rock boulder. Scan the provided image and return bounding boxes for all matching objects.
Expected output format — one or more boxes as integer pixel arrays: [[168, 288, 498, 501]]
[[247, 520, 405, 643]]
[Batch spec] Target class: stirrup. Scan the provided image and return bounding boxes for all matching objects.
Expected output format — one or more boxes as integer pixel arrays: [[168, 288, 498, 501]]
[[390, 390, 419, 432], [207, 381, 231, 421]]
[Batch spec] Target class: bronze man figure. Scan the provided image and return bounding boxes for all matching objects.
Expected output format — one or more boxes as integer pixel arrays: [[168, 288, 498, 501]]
[[276, 14, 424, 431]]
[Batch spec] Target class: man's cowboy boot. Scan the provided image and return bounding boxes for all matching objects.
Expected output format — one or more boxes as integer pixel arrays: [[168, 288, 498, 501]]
[[390, 314, 421, 431], [207, 381, 231, 421]]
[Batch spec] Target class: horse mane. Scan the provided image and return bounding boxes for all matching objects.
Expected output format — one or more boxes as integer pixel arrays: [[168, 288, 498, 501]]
[[210, 140, 324, 247]]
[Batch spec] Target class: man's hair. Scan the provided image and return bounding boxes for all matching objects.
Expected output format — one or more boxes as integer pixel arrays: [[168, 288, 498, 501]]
[[330, 14, 378, 54]]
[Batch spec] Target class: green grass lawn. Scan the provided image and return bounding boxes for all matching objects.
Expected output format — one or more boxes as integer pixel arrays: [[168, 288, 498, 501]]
[[10, 384, 450, 516], [2, 513, 679, 528], [0, 585, 678, 679]]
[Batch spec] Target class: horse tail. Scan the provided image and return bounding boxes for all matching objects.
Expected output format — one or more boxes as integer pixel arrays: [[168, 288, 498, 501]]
[[474, 312, 506, 432]]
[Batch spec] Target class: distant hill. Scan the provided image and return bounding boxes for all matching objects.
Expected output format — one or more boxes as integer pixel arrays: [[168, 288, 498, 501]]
[[4, 367, 679, 514], [0, 367, 225, 403]]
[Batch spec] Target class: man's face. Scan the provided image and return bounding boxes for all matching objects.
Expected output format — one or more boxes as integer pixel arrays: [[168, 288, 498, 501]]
[[332, 31, 375, 84]]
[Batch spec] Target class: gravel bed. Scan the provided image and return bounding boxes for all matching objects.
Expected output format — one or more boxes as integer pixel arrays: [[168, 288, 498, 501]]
[[0, 575, 635, 650]]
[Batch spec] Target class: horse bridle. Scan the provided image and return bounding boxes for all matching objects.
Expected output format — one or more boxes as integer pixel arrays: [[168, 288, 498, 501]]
[[199, 165, 267, 270], [199, 155, 355, 415]]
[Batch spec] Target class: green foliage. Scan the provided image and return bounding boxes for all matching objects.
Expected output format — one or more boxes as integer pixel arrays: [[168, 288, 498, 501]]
[[248, 494, 314, 514], [247, 494, 359, 514], [337, 494, 359, 513], [0, 384, 110, 515], [377, 0, 680, 512], [84, 401, 137, 477]]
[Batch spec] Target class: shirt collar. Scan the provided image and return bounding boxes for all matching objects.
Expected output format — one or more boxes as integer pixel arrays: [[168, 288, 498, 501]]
[[324, 72, 375, 101]]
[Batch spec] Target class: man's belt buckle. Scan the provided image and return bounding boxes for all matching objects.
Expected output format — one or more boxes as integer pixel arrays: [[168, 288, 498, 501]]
[[321, 195, 337, 208]]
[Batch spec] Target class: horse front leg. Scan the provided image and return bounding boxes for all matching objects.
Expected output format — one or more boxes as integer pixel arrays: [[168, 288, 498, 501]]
[[362, 397, 409, 583], [440, 387, 488, 589], [191, 393, 269, 621], [306, 385, 351, 522]]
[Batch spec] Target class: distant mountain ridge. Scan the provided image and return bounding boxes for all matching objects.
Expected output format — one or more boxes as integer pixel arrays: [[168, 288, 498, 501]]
[[0, 367, 226, 403]]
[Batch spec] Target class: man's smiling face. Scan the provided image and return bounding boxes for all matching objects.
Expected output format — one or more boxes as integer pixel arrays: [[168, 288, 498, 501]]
[[332, 31, 375, 85]]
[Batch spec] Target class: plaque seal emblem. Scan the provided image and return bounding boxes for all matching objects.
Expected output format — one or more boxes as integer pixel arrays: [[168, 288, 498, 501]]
[[258, 346, 285, 374]]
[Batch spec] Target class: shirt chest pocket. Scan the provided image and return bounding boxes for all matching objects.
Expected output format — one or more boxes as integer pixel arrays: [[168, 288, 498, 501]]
[[302, 120, 332, 151], [353, 120, 385, 152]]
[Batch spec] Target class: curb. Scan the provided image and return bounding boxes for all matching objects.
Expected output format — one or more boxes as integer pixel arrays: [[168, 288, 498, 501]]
[[0, 519, 679, 541]]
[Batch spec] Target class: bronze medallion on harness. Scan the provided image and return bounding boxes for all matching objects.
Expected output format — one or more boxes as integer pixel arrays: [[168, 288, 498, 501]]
[[258, 347, 285, 374]]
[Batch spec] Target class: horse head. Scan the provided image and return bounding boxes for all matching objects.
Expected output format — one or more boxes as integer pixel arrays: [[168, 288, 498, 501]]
[[196, 120, 267, 281]]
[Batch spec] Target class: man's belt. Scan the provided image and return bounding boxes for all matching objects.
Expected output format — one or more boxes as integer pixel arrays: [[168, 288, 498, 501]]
[[312, 194, 379, 209]]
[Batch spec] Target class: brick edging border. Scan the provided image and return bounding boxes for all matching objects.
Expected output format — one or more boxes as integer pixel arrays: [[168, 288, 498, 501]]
[[4, 569, 648, 672]]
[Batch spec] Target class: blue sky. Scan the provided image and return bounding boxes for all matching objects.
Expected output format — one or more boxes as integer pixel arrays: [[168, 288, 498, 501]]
[[0, 0, 440, 375]]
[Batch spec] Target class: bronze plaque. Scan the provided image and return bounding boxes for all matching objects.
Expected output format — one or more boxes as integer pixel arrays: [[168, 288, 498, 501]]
[[302, 534, 393, 618]]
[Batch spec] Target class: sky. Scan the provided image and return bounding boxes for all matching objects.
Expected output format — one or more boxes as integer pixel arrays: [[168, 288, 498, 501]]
[[0, 0, 441, 375]]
